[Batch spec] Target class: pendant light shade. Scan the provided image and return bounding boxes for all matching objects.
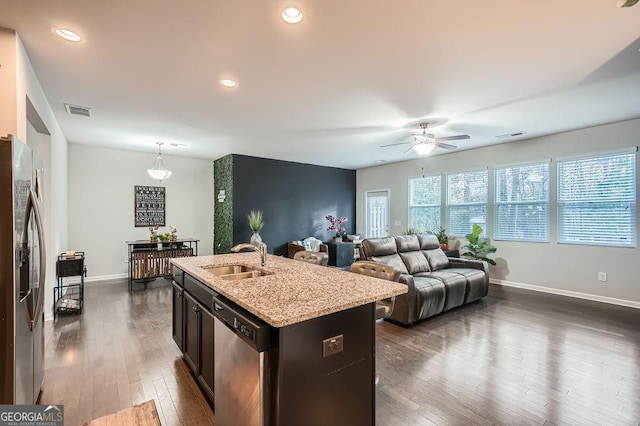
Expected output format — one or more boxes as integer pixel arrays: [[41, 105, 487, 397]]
[[147, 142, 172, 182]]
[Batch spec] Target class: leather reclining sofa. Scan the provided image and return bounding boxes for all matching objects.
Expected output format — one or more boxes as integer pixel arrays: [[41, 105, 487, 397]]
[[361, 234, 489, 326]]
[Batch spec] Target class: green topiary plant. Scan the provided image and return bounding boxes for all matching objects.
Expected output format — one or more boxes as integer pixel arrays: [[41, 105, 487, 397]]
[[461, 224, 497, 265]]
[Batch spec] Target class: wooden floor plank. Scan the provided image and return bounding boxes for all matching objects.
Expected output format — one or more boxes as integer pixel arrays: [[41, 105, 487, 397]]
[[42, 279, 640, 425]]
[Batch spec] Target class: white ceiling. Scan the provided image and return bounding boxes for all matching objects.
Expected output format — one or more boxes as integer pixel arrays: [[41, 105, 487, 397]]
[[2, 0, 640, 169]]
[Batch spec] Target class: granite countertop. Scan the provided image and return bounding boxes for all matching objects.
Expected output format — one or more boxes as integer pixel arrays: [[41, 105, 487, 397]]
[[171, 253, 407, 328]]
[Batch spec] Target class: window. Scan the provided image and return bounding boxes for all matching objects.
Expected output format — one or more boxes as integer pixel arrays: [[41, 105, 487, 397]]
[[494, 162, 550, 242], [446, 170, 488, 237], [558, 151, 636, 247], [408, 175, 441, 233]]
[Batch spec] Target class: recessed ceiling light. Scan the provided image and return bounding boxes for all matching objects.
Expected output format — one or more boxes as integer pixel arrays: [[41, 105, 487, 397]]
[[219, 79, 237, 88], [281, 7, 303, 24], [53, 28, 82, 42]]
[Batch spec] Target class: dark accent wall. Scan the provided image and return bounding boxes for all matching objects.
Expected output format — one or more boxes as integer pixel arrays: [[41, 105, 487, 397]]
[[214, 154, 356, 256], [213, 155, 233, 254]]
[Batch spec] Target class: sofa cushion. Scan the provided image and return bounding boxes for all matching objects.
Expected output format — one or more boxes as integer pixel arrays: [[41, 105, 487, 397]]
[[412, 277, 446, 320], [369, 254, 409, 275], [423, 248, 450, 271], [399, 251, 431, 274], [362, 236, 397, 257], [418, 234, 440, 249], [415, 271, 466, 311], [395, 235, 420, 252], [447, 268, 489, 303]]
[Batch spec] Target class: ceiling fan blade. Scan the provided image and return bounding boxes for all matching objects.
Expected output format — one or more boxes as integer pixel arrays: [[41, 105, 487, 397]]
[[436, 134, 470, 142], [402, 145, 416, 155], [433, 141, 457, 150], [380, 141, 412, 148]]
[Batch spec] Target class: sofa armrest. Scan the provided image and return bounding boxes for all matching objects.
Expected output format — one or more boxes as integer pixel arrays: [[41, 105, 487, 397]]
[[288, 242, 329, 258], [399, 273, 417, 293], [287, 242, 305, 259], [449, 258, 489, 274]]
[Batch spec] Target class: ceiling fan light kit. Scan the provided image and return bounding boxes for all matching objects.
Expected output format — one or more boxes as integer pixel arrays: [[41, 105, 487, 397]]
[[380, 122, 470, 157], [413, 143, 435, 156]]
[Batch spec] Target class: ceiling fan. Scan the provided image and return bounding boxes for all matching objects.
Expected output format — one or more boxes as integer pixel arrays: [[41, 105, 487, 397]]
[[380, 122, 470, 156]]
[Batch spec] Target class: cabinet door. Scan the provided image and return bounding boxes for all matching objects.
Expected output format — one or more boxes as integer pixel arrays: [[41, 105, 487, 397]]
[[198, 306, 215, 402], [183, 293, 199, 373], [172, 282, 184, 351]]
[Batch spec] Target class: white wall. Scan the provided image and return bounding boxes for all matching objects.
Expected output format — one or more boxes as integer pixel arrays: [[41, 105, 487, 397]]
[[1, 29, 69, 321], [357, 118, 640, 305], [68, 144, 214, 279]]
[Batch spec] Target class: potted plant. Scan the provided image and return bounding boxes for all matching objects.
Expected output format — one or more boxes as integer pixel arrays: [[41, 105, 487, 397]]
[[460, 224, 497, 265], [247, 210, 264, 247], [149, 226, 159, 242], [326, 214, 348, 242], [432, 226, 449, 250]]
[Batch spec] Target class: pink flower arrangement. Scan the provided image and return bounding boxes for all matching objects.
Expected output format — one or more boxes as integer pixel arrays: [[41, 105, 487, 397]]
[[326, 214, 348, 236]]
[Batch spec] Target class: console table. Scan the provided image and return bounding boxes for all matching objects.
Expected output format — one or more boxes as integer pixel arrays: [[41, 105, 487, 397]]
[[126, 239, 199, 291]]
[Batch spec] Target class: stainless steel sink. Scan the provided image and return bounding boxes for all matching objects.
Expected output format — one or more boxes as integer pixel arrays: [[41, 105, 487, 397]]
[[201, 264, 271, 280]]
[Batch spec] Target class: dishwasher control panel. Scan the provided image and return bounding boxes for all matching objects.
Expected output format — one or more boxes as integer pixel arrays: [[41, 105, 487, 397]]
[[213, 295, 271, 352], [234, 317, 254, 340]]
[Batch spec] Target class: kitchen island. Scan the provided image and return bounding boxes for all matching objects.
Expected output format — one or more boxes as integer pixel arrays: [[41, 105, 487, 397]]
[[171, 252, 406, 426]]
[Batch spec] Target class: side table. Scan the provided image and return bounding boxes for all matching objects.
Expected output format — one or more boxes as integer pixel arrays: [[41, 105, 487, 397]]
[[327, 242, 355, 268]]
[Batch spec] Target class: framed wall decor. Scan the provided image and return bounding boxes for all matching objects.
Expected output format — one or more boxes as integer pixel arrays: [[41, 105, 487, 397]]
[[134, 185, 166, 227]]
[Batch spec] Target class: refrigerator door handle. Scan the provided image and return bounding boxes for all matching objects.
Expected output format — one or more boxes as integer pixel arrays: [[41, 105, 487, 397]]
[[22, 190, 46, 331], [19, 289, 32, 302]]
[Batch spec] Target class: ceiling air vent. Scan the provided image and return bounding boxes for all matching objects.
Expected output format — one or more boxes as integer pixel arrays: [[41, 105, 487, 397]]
[[495, 132, 526, 140], [64, 103, 91, 117]]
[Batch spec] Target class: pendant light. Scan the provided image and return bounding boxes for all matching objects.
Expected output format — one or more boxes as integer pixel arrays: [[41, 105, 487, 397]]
[[147, 142, 172, 182]]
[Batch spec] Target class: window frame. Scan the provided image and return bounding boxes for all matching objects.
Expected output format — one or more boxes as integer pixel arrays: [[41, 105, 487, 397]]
[[445, 168, 489, 238], [407, 174, 442, 234], [556, 150, 637, 248], [493, 161, 550, 243]]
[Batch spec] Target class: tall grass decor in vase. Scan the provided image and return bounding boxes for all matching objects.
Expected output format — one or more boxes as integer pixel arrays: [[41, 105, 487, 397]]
[[247, 210, 265, 247]]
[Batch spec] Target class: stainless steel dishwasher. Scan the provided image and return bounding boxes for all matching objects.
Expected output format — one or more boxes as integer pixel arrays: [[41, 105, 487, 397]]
[[212, 295, 271, 426]]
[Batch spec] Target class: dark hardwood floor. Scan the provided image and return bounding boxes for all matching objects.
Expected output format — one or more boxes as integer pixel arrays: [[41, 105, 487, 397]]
[[42, 280, 640, 425]]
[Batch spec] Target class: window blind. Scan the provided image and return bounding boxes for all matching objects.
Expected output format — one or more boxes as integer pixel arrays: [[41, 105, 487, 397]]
[[494, 162, 549, 242], [408, 175, 441, 233], [557, 152, 636, 247], [446, 170, 488, 237]]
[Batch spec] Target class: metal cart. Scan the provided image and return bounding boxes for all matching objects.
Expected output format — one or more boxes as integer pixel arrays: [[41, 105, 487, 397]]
[[54, 252, 86, 316]]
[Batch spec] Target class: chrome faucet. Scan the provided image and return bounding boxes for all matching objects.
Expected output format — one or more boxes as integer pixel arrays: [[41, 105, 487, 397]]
[[231, 242, 268, 267]]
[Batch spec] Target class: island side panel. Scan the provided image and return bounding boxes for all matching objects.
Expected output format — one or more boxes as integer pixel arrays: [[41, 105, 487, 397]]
[[272, 303, 376, 426]]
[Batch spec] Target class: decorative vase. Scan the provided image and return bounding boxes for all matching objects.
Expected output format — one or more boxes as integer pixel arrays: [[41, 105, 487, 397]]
[[333, 236, 343, 243], [250, 232, 262, 247], [440, 243, 448, 250]]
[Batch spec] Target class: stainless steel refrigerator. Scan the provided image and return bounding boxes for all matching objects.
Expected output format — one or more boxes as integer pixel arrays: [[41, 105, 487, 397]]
[[0, 135, 46, 404]]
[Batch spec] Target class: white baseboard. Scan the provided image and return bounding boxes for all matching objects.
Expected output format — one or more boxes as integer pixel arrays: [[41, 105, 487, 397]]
[[65, 273, 128, 285], [490, 278, 640, 309]]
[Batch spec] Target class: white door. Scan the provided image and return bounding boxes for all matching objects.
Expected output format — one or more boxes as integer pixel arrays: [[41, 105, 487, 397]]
[[365, 190, 389, 238]]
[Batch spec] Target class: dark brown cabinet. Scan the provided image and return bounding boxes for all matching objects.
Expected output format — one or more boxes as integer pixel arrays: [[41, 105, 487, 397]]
[[172, 282, 184, 351], [181, 285, 215, 403], [183, 293, 199, 373]]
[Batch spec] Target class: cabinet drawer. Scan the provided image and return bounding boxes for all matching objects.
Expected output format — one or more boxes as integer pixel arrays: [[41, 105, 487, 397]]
[[184, 273, 217, 311], [172, 266, 184, 286]]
